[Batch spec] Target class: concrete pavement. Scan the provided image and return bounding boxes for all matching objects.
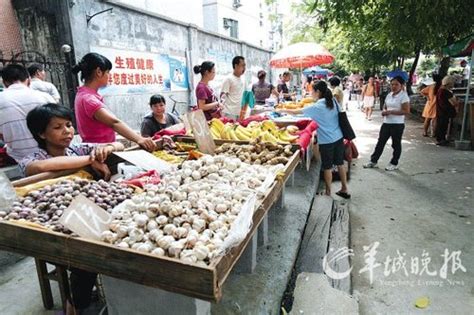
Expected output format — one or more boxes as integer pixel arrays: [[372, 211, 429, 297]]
[[346, 101, 473, 314]]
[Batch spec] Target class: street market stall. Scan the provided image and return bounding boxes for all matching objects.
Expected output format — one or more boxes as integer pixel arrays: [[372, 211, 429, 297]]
[[0, 116, 301, 313]]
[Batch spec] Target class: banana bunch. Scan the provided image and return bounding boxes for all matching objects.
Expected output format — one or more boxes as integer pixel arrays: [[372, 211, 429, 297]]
[[208, 118, 299, 144]]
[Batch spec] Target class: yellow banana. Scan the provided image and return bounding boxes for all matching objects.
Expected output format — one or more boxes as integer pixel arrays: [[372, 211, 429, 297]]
[[210, 126, 221, 139], [261, 131, 279, 143], [251, 127, 261, 139], [261, 120, 277, 132], [211, 118, 225, 133], [236, 126, 252, 138], [278, 130, 299, 143], [286, 125, 299, 134]]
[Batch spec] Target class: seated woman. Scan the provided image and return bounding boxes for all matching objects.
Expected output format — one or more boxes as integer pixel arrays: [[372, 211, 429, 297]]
[[20, 103, 123, 314], [140, 94, 180, 137], [20, 103, 123, 178]]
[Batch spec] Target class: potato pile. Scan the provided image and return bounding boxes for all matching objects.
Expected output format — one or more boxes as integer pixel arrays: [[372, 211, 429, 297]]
[[0, 178, 134, 233], [214, 137, 294, 165]]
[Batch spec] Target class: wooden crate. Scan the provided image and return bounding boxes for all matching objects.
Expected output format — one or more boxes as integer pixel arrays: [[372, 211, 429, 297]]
[[0, 150, 300, 301]]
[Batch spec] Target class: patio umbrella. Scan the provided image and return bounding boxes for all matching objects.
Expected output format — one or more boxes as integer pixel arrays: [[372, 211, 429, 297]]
[[387, 69, 409, 81], [442, 34, 474, 148], [270, 42, 334, 68], [303, 66, 332, 76]]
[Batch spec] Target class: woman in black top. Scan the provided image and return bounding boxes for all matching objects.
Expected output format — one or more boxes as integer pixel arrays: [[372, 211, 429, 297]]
[[140, 94, 180, 137]]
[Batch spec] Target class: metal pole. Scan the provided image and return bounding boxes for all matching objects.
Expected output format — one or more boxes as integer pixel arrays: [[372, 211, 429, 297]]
[[459, 49, 473, 141]]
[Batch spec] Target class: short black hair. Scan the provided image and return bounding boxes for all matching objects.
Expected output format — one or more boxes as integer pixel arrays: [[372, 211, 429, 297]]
[[72, 52, 112, 82], [149, 94, 166, 106], [391, 76, 405, 85], [329, 76, 341, 87], [0, 64, 29, 84], [27, 63, 44, 77], [26, 103, 73, 149], [232, 56, 245, 69]]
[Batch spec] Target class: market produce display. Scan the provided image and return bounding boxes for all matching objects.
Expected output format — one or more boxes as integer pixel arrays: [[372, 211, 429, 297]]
[[209, 118, 299, 143], [152, 150, 185, 164], [0, 178, 134, 233], [275, 97, 314, 110], [214, 137, 294, 166], [101, 154, 285, 265]]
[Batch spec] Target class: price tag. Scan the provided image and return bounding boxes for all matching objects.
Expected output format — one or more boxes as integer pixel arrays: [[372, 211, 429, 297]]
[[186, 109, 215, 154], [113, 150, 173, 173], [59, 194, 111, 240]]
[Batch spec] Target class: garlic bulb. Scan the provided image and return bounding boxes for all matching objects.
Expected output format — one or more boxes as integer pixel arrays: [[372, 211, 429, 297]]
[[215, 203, 228, 213], [147, 220, 158, 231], [156, 215, 168, 225], [157, 235, 175, 250], [116, 225, 129, 238], [193, 245, 210, 261], [129, 228, 144, 243], [137, 243, 152, 253], [151, 247, 165, 256], [149, 229, 163, 241], [163, 224, 176, 235], [173, 227, 188, 239], [117, 241, 129, 249], [134, 214, 148, 227], [191, 170, 201, 180], [192, 219, 206, 232], [180, 249, 198, 264], [168, 240, 185, 257], [101, 231, 117, 244]]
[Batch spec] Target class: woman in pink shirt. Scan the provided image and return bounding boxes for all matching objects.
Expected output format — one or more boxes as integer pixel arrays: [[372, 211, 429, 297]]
[[72, 53, 156, 151]]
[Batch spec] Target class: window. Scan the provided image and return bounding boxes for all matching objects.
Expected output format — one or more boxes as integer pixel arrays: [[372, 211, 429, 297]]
[[260, 20, 263, 27], [223, 18, 239, 39]]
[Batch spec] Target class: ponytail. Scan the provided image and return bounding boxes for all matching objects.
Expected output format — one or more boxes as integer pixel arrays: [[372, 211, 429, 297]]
[[312, 81, 334, 109], [193, 61, 215, 76], [72, 53, 112, 82]]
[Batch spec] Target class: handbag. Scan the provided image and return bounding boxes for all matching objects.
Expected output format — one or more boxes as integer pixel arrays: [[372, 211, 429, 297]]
[[336, 101, 356, 140]]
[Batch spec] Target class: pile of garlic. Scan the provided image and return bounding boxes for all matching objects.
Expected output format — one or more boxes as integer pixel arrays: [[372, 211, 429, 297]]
[[100, 154, 284, 265]]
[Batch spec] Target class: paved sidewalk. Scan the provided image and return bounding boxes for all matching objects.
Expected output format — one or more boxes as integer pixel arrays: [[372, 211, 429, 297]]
[[346, 102, 473, 314]]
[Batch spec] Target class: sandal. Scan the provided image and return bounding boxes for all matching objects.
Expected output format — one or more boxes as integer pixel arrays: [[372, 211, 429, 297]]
[[336, 191, 351, 199], [422, 133, 429, 137]]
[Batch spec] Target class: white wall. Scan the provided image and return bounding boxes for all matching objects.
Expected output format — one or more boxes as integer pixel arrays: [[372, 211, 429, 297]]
[[203, 0, 273, 49], [109, 0, 204, 27]]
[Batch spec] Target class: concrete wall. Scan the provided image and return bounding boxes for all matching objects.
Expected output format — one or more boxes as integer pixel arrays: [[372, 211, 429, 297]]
[[67, 0, 272, 130]]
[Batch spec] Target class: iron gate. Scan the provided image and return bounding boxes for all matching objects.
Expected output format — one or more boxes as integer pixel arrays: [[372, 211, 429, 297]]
[[0, 50, 76, 108]]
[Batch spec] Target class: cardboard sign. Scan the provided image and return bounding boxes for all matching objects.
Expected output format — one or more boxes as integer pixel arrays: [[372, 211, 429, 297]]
[[59, 195, 111, 240], [186, 110, 215, 154], [113, 150, 173, 173]]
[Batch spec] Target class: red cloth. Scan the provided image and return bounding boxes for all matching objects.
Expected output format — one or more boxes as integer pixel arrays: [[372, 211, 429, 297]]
[[296, 121, 319, 151], [219, 117, 235, 124], [239, 114, 268, 127], [152, 128, 186, 140], [122, 170, 161, 188]]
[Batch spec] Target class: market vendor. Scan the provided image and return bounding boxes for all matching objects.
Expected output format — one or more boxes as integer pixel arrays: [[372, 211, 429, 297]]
[[140, 94, 180, 137], [19, 103, 123, 313], [193, 61, 223, 120], [277, 71, 296, 101], [19, 103, 124, 178], [251, 70, 279, 105], [73, 53, 156, 151]]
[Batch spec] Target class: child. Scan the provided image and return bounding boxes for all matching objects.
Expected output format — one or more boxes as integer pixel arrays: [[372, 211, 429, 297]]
[[72, 52, 156, 151], [20, 103, 124, 313], [20, 103, 123, 178]]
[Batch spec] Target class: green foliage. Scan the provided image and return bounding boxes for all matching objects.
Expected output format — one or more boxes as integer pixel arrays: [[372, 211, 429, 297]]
[[291, 0, 474, 75]]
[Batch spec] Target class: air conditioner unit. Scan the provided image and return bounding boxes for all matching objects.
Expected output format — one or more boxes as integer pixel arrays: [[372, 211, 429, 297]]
[[233, 0, 242, 9]]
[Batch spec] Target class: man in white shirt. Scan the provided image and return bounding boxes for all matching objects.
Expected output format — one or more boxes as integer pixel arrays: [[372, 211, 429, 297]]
[[220, 56, 246, 119], [0, 64, 55, 162], [27, 63, 61, 103]]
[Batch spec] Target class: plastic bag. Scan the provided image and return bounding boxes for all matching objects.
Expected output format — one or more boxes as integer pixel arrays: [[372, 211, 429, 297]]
[[0, 172, 17, 212], [122, 170, 161, 188]]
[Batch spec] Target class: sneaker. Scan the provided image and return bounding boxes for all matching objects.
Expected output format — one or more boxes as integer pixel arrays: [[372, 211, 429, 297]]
[[363, 161, 378, 168], [385, 163, 399, 171]]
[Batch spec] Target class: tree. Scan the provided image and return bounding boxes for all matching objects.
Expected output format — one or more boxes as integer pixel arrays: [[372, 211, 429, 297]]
[[305, 0, 474, 92]]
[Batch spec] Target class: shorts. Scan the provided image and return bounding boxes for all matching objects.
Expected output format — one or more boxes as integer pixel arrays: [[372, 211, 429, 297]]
[[319, 138, 345, 170], [363, 96, 375, 108]]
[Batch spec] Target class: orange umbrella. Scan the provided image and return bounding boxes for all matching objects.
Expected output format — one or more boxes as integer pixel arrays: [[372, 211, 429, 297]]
[[270, 42, 335, 68]]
